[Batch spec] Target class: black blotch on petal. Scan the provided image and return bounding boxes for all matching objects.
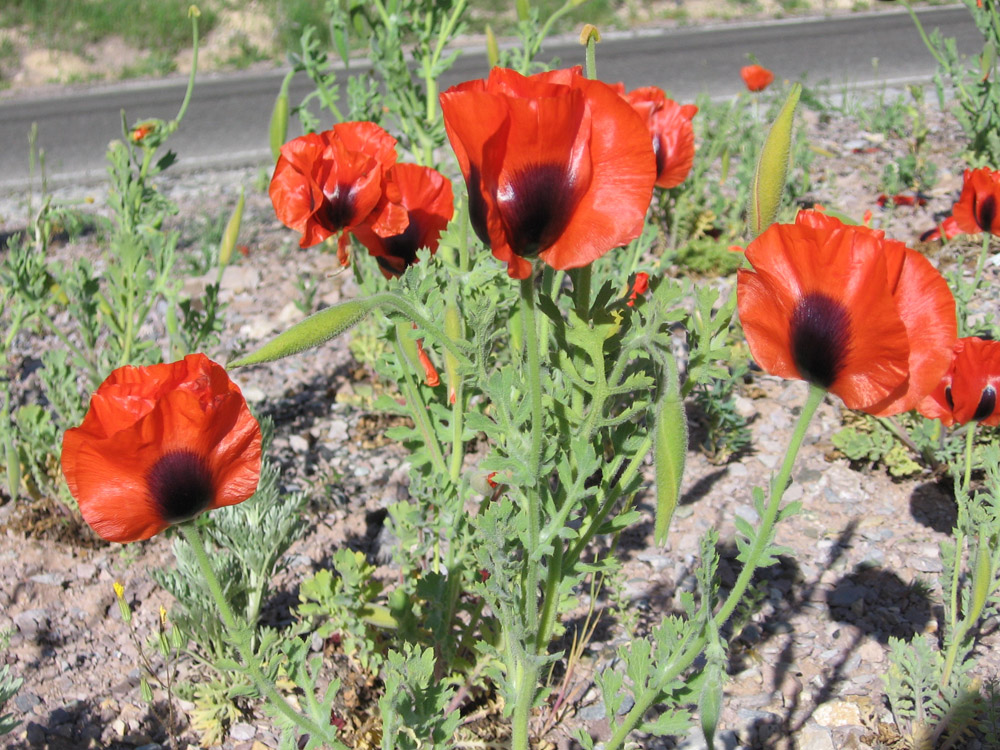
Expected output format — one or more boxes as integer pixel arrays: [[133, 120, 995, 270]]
[[380, 220, 422, 269], [499, 162, 578, 258], [467, 166, 491, 248], [945, 385, 954, 410], [321, 183, 357, 230], [652, 134, 667, 182], [147, 450, 215, 524], [974, 385, 997, 422], [789, 292, 852, 389], [977, 194, 997, 232]]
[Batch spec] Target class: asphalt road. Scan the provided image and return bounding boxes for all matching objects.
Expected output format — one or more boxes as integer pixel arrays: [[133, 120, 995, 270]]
[[0, 4, 983, 192]]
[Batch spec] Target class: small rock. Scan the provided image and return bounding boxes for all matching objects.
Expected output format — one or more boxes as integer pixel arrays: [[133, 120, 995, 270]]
[[289, 434, 309, 453], [277, 301, 304, 324], [30, 572, 67, 586], [797, 725, 836, 750], [13, 609, 48, 639], [14, 692, 41, 712], [813, 700, 862, 728], [911, 556, 943, 573], [327, 419, 349, 442], [242, 386, 266, 403], [857, 640, 884, 664], [74, 562, 97, 580], [230, 722, 256, 741]]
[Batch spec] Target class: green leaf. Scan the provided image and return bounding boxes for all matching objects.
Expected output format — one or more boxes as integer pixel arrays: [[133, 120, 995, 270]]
[[748, 82, 802, 238], [230, 297, 378, 367], [653, 372, 687, 546]]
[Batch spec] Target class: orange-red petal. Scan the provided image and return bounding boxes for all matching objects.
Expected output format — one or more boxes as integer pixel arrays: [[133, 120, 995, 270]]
[[738, 210, 956, 415], [61, 354, 262, 543]]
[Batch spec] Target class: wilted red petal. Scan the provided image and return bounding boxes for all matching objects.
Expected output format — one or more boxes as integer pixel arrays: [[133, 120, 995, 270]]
[[61, 354, 262, 543]]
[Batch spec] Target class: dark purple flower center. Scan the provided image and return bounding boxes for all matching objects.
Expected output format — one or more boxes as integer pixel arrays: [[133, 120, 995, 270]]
[[789, 292, 852, 389], [652, 134, 667, 181], [976, 193, 997, 232], [380, 219, 422, 268], [321, 182, 357, 230], [498, 162, 578, 258], [147, 450, 215, 524], [467, 166, 491, 248], [974, 384, 997, 421]]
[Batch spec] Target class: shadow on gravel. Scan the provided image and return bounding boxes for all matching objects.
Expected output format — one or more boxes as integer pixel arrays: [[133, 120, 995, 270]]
[[5, 698, 173, 750], [910, 477, 957, 534], [728, 517, 935, 749]]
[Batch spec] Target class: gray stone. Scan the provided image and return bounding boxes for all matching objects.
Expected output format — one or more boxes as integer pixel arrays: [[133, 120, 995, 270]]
[[14, 692, 41, 711], [229, 722, 256, 741]]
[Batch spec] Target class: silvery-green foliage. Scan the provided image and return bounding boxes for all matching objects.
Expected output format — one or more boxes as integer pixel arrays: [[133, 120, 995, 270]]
[[379, 646, 461, 750], [0, 630, 22, 737], [154, 418, 308, 659]]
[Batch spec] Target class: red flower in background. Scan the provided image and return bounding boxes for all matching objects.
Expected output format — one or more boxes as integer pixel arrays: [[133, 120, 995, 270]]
[[352, 163, 455, 278], [952, 166, 1000, 236], [737, 210, 956, 416], [626, 87, 698, 189], [440, 66, 656, 279], [627, 271, 650, 306], [919, 215, 962, 243], [919, 337, 1000, 426], [269, 122, 407, 261], [61, 354, 262, 543], [740, 64, 774, 92]]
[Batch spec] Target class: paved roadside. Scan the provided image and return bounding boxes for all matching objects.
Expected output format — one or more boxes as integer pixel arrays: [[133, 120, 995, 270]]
[[0, 5, 982, 193]]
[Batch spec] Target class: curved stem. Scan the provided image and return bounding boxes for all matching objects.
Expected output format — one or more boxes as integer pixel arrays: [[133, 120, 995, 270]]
[[972, 232, 991, 307], [963, 421, 977, 495], [601, 384, 825, 750], [178, 523, 336, 745], [391, 336, 449, 477], [713, 384, 824, 627], [174, 10, 200, 126]]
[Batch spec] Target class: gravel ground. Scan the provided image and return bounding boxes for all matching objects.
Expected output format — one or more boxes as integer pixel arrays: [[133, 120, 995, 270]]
[[2, 81, 1000, 750]]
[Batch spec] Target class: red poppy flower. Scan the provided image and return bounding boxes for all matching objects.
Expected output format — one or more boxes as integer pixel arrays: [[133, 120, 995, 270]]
[[740, 64, 774, 93], [625, 87, 698, 189], [737, 210, 957, 415], [919, 337, 1000, 426], [351, 163, 455, 278], [61, 354, 262, 543], [952, 167, 1000, 236], [627, 271, 650, 306], [440, 66, 656, 279], [269, 122, 408, 259], [919, 215, 962, 243]]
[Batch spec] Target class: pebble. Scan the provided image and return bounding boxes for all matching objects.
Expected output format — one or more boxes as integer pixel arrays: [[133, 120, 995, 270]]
[[797, 725, 836, 750], [813, 700, 863, 728], [14, 692, 41, 711], [230, 722, 257, 741]]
